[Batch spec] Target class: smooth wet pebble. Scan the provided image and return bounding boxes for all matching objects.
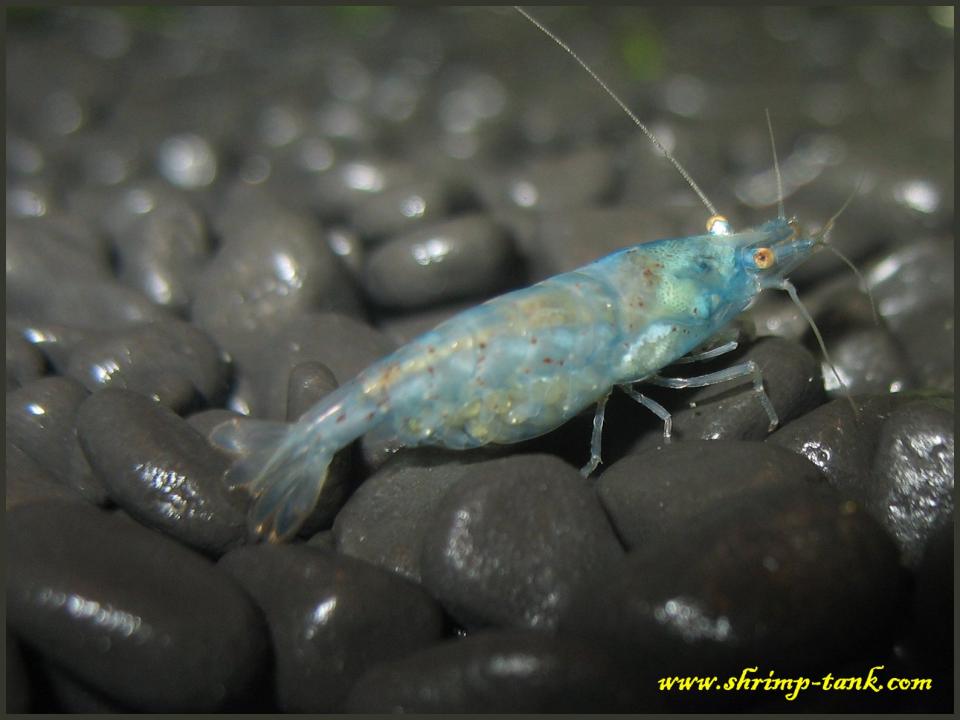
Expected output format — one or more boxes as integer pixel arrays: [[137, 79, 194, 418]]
[[6, 328, 48, 390], [768, 394, 897, 489], [562, 483, 905, 706], [7, 177, 56, 218], [156, 132, 218, 190], [286, 360, 339, 421], [419, 454, 624, 630], [192, 204, 362, 344], [7, 376, 108, 505], [348, 177, 451, 241], [910, 519, 954, 676], [525, 205, 684, 281], [796, 274, 928, 396], [820, 326, 917, 396], [597, 440, 825, 549], [770, 393, 953, 566], [362, 214, 516, 310], [474, 146, 617, 216], [93, 179, 197, 241], [5, 442, 86, 510], [6, 630, 32, 713], [344, 629, 646, 713], [310, 157, 421, 219], [218, 544, 444, 712], [867, 238, 955, 390], [866, 237, 954, 335], [65, 319, 229, 411], [6, 214, 111, 288], [333, 453, 478, 582], [76, 388, 248, 555], [305, 529, 336, 552], [7, 501, 269, 711], [894, 299, 954, 392], [115, 198, 211, 313], [8, 279, 171, 332], [73, 128, 141, 187], [8, 320, 99, 377], [218, 312, 395, 419], [37, 663, 134, 713], [869, 398, 954, 566]]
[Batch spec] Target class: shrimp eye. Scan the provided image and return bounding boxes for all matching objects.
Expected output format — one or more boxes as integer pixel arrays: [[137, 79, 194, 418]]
[[753, 247, 775, 269]]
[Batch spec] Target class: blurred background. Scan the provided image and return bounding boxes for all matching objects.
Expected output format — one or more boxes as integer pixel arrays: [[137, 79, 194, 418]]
[[7, 6, 954, 383], [8, 6, 952, 230]]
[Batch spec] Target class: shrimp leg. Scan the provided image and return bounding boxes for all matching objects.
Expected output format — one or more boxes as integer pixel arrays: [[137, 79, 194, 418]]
[[580, 391, 611, 477], [672, 339, 739, 364], [618, 386, 673, 441], [649, 360, 779, 431], [672, 326, 742, 365]]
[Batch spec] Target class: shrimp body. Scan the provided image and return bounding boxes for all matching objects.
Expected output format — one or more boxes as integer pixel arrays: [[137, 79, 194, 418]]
[[212, 216, 815, 541]]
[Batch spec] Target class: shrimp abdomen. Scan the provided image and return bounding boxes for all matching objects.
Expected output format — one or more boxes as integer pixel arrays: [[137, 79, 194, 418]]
[[369, 273, 626, 449]]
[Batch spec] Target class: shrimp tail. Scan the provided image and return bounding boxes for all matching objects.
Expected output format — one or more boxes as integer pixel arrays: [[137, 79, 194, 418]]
[[210, 417, 337, 542]]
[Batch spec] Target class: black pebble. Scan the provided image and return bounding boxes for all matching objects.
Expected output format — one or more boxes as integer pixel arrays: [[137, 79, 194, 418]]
[[65, 319, 229, 412], [334, 453, 477, 582], [6, 441, 87, 510], [768, 394, 897, 490], [6, 328, 47, 390], [7, 501, 269, 711], [7, 376, 108, 505], [6, 630, 32, 713], [344, 629, 649, 713], [562, 483, 906, 710], [419, 454, 624, 630], [869, 398, 954, 565], [770, 393, 953, 565], [216, 312, 395, 419], [363, 215, 516, 310], [597, 440, 826, 549], [218, 544, 444, 712], [76, 388, 248, 555], [286, 360, 339, 421]]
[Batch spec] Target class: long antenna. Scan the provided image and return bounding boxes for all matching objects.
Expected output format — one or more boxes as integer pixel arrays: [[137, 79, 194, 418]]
[[765, 108, 785, 219], [780, 278, 860, 420], [813, 176, 880, 327], [514, 6, 719, 218]]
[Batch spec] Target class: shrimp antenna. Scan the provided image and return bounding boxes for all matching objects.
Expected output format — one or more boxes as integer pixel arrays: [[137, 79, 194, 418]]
[[820, 244, 880, 327], [815, 175, 863, 241], [812, 176, 880, 326], [765, 108, 785, 220], [780, 279, 861, 420], [514, 6, 720, 219]]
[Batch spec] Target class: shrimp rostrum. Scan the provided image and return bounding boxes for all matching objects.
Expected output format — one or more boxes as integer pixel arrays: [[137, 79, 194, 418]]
[[210, 8, 853, 541]]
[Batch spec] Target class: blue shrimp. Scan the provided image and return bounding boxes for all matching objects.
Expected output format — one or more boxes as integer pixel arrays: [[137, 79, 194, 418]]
[[210, 8, 851, 542]]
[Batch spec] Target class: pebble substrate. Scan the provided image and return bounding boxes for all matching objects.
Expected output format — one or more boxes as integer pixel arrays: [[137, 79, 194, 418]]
[[6, 7, 954, 713]]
